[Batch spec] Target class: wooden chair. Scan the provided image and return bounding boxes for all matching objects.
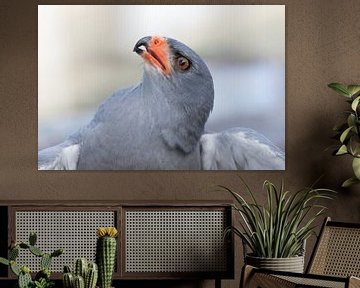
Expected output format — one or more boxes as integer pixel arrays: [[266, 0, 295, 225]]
[[241, 217, 360, 288]]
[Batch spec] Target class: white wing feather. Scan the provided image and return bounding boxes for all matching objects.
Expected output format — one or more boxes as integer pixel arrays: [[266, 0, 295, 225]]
[[200, 128, 285, 170], [38, 141, 80, 170]]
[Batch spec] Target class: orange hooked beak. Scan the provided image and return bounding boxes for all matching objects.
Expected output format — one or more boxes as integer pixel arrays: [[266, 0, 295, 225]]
[[134, 36, 171, 76]]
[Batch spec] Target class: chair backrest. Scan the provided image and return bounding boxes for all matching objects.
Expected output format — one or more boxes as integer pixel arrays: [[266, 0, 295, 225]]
[[307, 217, 360, 277]]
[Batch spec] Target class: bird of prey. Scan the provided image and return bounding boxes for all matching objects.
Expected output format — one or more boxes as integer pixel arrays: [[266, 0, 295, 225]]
[[38, 36, 285, 170]]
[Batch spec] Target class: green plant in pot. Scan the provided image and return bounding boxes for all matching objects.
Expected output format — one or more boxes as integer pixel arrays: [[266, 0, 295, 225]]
[[96, 227, 118, 288], [0, 232, 64, 288], [328, 82, 360, 187], [220, 178, 335, 273]]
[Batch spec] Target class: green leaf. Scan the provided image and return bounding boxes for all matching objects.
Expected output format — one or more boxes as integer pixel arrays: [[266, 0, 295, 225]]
[[351, 126, 359, 134], [18, 271, 32, 288], [10, 261, 20, 276], [29, 232, 37, 246], [222, 178, 335, 258], [40, 254, 51, 270], [19, 243, 29, 249], [328, 83, 350, 97], [351, 96, 360, 111], [340, 126, 353, 143], [29, 246, 44, 257], [50, 248, 63, 257], [348, 85, 360, 97], [347, 114, 356, 128], [21, 265, 30, 274], [333, 122, 348, 132], [8, 247, 19, 261], [342, 177, 360, 188], [336, 145, 348, 155], [0, 257, 9, 266], [349, 135, 360, 156], [352, 157, 360, 179]]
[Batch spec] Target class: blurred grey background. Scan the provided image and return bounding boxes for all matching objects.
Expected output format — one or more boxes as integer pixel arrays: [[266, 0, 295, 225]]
[[38, 5, 285, 151]]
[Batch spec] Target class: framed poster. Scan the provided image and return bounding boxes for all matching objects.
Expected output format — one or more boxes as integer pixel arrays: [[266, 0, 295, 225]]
[[38, 5, 285, 170]]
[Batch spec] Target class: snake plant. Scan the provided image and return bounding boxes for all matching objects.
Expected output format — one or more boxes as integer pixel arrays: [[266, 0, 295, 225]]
[[221, 177, 335, 258]]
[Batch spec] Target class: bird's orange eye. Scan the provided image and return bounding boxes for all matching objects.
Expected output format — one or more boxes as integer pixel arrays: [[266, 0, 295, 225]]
[[176, 56, 190, 71]]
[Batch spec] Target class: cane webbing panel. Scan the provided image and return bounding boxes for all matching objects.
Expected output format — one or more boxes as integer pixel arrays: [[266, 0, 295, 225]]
[[125, 210, 227, 273], [249, 272, 297, 288], [309, 226, 360, 277], [277, 275, 345, 288], [15, 211, 115, 272]]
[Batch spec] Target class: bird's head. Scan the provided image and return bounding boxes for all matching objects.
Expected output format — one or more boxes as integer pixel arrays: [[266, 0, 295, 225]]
[[134, 36, 214, 109]]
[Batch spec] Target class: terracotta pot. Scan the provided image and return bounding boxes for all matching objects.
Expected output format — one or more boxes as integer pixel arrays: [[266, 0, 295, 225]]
[[245, 254, 304, 273]]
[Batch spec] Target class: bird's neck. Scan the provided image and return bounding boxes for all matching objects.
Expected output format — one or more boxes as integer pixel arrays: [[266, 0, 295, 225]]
[[140, 77, 212, 154]]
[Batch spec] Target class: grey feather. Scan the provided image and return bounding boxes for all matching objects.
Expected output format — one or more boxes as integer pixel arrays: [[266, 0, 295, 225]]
[[200, 128, 285, 170]]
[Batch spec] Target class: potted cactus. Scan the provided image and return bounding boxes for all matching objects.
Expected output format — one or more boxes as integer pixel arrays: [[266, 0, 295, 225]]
[[62, 258, 98, 288], [0, 232, 64, 288], [96, 227, 118, 288]]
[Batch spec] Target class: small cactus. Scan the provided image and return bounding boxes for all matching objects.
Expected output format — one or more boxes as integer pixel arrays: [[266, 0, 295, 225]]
[[85, 263, 98, 288], [62, 265, 74, 288], [29, 245, 44, 257], [21, 265, 30, 274], [10, 260, 21, 276], [64, 265, 72, 273], [35, 268, 51, 281], [74, 258, 88, 279], [0, 232, 63, 288], [51, 248, 64, 257], [29, 232, 37, 246], [63, 273, 74, 288], [63, 259, 98, 288], [19, 243, 30, 249], [96, 227, 118, 288], [41, 253, 52, 269], [18, 267, 32, 288], [9, 246, 19, 260], [74, 275, 85, 288]]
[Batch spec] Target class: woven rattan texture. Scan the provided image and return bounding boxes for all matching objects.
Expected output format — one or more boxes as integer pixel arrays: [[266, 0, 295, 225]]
[[309, 226, 360, 277], [249, 273, 297, 288], [277, 275, 345, 288], [15, 211, 115, 272], [125, 210, 227, 273]]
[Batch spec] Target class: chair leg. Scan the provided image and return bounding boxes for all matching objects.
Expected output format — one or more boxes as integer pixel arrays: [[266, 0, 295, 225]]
[[240, 265, 255, 288], [349, 276, 360, 288], [215, 278, 221, 288]]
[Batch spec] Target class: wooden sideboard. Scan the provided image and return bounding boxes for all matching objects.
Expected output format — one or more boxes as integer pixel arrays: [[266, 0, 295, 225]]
[[0, 201, 234, 288]]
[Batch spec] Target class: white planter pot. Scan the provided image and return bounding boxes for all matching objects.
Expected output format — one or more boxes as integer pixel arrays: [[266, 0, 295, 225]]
[[245, 254, 305, 273]]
